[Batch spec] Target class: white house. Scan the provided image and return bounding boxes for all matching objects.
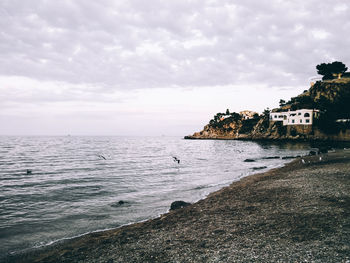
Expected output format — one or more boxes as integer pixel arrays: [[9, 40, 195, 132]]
[[270, 112, 286, 122], [240, 110, 258, 120], [219, 115, 231, 121], [270, 109, 319, 126]]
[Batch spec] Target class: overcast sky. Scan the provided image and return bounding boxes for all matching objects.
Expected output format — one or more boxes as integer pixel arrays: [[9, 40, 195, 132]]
[[1, 0, 349, 136]]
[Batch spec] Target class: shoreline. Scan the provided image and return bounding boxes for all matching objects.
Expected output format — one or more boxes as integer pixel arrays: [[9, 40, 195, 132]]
[[184, 135, 350, 142], [6, 150, 350, 262]]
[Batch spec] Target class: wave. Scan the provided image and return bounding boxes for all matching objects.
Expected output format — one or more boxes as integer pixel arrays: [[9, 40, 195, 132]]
[[0, 136, 312, 258]]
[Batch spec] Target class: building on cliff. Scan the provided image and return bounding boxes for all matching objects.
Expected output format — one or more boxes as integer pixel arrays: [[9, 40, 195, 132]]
[[219, 115, 231, 121], [239, 110, 258, 120], [270, 109, 320, 126], [309, 76, 322, 87]]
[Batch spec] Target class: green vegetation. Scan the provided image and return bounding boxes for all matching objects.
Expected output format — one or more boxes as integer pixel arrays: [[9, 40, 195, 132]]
[[239, 119, 259, 134], [279, 99, 286, 107], [208, 109, 241, 128], [257, 62, 350, 135], [280, 75, 350, 134], [204, 62, 350, 137], [277, 122, 287, 136], [316, 61, 348, 80], [312, 81, 350, 134], [262, 108, 270, 116]]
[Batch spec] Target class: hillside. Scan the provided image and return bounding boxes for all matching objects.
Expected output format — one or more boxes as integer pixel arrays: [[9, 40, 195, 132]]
[[185, 79, 350, 141]]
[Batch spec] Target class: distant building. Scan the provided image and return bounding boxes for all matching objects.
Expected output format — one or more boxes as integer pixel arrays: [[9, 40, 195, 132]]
[[336, 119, 350, 123], [240, 110, 258, 120], [219, 115, 231, 121], [270, 109, 320, 126], [309, 76, 322, 87], [270, 112, 286, 122]]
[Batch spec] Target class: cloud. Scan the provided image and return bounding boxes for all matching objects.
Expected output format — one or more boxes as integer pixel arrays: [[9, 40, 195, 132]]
[[1, 0, 349, 92], [1, 0, 350, 135]]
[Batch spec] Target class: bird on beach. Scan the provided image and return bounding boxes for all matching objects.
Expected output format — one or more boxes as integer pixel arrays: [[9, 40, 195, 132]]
[[172, 157, 180, 164], [301, 159, 306, 164]]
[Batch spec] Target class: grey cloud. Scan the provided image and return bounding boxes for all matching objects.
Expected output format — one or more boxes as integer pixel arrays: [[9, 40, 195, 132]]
[[1, 0, 350, 91]]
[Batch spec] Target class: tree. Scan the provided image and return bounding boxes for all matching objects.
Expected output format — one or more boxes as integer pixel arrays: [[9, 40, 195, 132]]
[[295, 95, 315, 109], [279, 99, 286, 107], [331, 61, 348, 77], [226, 109, 230, 115], [316, 63, 330, 76], [263, 108, 270, 116], [230, 112, 241, 120], [316, 61, 348, 80]]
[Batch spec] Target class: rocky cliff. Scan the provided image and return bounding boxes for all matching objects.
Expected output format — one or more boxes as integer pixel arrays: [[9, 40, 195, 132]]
[[185, 79, 350, 141]]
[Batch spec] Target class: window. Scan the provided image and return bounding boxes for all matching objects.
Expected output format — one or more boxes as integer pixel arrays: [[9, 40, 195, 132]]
[[300, 119, 302, 123], [292, 120, 295, 123], [274, 115, 277, 118], [304, 113, 310, 117], [306, 119, 310, 123], [298, 113, 301, 115]]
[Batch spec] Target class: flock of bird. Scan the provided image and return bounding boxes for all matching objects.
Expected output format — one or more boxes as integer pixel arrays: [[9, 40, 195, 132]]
[[27, 147, 334, 175]]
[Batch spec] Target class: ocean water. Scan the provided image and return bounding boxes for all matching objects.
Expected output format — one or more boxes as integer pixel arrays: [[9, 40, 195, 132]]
[[0, 136, 321, 259]]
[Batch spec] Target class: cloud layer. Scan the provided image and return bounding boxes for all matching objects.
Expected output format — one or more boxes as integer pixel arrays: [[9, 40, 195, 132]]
[[1, 0, 350, 135], [2, 0, 349, 91]]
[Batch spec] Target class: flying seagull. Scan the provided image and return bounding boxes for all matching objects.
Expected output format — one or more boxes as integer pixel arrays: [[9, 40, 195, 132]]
[[98, 155, 106, 160], [173, 157, 180, 164]]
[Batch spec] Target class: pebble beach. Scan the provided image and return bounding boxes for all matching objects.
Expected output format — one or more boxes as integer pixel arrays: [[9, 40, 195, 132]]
[[6, 150, 350, 263]]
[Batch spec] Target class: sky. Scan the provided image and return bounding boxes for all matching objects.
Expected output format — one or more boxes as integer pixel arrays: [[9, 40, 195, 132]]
[[1, 0, 349, 136]]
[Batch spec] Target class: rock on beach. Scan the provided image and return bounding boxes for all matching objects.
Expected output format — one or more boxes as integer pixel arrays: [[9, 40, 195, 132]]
[[169, 201, 191, 211]]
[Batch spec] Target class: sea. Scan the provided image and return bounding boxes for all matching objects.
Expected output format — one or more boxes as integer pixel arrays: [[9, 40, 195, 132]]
[[0, 136, 345, 260]]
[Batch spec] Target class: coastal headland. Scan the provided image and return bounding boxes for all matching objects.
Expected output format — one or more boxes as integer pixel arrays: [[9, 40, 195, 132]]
[[7, 150, 350, 262], [184, 78, 350, 141]]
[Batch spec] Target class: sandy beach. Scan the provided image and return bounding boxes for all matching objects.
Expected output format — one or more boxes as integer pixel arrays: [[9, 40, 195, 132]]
[[7, 150, 350, 263]]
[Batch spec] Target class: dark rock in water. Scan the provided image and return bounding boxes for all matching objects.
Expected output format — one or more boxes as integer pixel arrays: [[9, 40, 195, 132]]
[[170, 201, 191, 211], [262, 156, 280, 160], [184, 136, 197, 139], [244, 159, 255, 162], [309, 148, 320, 156], [252, 166, 267, 170], [111, 200, 127, 208], [282, 156, 296, 159], [26, 169, 32, 174], [319, 147, 328, 154]]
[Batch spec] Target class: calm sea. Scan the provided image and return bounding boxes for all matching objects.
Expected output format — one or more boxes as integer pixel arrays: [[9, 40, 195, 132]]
[[0, 136, 329, 259]]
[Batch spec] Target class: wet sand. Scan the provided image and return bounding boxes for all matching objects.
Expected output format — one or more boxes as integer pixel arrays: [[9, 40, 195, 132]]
[[7, 150, 350, 263]]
